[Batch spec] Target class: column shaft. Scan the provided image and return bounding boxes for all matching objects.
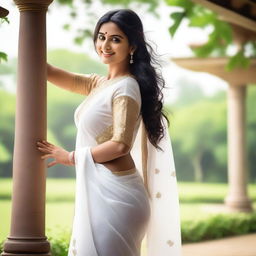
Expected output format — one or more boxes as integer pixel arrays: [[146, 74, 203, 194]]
[[224, 85, 252, 212], [2, 1, 52, 255]]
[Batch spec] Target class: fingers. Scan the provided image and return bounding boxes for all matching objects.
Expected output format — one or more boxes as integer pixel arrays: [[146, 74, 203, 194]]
[[42, 140, 55, 148], [40, 153, 57, 167], [37, 141, 53, 150], [37, 140, 56, 154], [37, 140, 55, 147], [38, 147, 52, 154], [41, 154, 52, 160], [47, 160, 57, 168], [36, 140, 57, 168]]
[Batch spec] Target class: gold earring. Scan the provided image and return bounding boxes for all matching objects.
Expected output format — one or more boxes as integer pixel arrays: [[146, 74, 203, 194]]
[[130, 52, 134, 64]]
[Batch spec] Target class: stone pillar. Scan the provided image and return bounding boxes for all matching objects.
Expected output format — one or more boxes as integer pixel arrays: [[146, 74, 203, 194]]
[[224, 85, 253, 212], [1, 0, 53, 255]]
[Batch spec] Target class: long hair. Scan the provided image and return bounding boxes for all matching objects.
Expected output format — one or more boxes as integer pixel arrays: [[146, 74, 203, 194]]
[[93, 9, 169, 151]]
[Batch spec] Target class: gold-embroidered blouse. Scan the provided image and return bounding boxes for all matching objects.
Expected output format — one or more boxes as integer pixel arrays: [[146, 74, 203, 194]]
[[72, 73, 142, 149]]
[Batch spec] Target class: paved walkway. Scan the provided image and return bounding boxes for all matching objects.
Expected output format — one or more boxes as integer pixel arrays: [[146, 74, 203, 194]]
[[182, 233, 256, 256]]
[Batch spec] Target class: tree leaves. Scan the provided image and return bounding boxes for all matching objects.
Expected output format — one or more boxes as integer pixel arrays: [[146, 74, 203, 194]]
[[0, 52, 8, 63], [169, 12, 185, 37], [165, 0, 193, 9], [0, 17, 9, 25], [226, 49, 251, 71], [167, 1, 255, 71]]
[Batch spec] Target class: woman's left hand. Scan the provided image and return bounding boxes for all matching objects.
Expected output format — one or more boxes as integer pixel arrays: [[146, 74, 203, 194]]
[[36, 140, 71, 168]]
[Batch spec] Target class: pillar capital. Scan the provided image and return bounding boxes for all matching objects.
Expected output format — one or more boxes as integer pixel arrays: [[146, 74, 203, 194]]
[[14, 0, 53, 12]]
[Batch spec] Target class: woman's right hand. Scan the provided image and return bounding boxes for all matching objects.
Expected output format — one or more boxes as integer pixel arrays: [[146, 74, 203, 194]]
[[36, 140, 73, 168]]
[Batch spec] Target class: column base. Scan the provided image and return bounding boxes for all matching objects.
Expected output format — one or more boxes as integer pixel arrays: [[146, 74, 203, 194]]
[[1, 236, 51, 256], [224, 195, 253, 212]]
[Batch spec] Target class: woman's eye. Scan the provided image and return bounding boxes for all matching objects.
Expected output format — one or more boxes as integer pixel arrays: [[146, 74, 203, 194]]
[[97, 35, 120, 43], [98, 35, 105, 40], [112, 37, 120, 43]]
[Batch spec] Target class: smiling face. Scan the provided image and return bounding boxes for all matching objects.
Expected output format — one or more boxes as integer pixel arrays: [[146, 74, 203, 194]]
[[95, 22, 134, 66]]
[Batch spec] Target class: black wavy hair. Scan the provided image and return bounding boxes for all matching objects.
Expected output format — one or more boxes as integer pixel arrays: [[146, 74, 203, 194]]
[[93, 9, 169, 151]]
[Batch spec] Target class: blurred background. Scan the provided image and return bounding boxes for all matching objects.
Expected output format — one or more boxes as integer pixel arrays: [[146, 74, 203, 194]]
[[0, 0, 256, 255]]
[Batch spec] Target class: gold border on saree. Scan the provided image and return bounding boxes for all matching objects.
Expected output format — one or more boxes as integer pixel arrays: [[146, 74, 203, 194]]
[[111, 167, 136, 176]]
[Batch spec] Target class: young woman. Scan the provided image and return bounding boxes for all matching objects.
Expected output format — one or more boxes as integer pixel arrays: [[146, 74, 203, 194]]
[[37, 9, 181, 256]]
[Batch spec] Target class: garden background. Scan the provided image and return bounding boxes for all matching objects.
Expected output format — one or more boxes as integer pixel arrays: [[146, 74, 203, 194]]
[[1, 0, 256, 254]]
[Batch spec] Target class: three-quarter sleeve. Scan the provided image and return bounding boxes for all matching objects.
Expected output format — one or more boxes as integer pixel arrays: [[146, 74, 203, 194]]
[[71, 73, 104, 95], [110, 78, 141, 148]]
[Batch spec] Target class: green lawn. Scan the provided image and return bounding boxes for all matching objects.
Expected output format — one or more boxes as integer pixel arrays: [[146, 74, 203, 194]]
[[1, 178, 256, 242]]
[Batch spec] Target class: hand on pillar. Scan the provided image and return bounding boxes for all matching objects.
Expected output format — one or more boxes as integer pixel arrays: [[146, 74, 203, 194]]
[[37, 140, 74, 167]]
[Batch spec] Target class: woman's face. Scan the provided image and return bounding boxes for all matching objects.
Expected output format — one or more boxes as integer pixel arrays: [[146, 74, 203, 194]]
[[95, 22, 133, 66]]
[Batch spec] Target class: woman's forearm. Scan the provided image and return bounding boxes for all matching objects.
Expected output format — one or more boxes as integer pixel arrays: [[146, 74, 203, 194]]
[[46, 63, 75, 89], [47, 63, 54, 80], [46, 63, 96, 95], [90, 141, 129, 163]]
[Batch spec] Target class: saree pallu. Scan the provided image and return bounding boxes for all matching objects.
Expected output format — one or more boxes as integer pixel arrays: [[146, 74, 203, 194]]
[[67, 146, 150, 256]]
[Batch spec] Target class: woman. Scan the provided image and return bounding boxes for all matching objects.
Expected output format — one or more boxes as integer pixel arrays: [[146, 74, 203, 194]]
[[37, 9, 181, 256]]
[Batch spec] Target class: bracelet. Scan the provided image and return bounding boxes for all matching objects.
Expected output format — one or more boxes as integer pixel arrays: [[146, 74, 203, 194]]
[[68, 151, 75, 166]]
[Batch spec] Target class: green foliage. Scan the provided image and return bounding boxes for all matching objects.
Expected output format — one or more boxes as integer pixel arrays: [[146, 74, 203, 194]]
[[178, 182, 227, 204], [166, 0, 256, 70], [0, 143, 11, 163], [171, 97, 227, 182], [51, 0, 160, 46], [0, 17, 9, 25], [2, 212, 256, 251], [166, 0, 232, 55], [225, 48, 251, 71], [191, 19, 232, 57], [56, 0, 74, 6], [3, 0, 255, 69], [47, 228, 70, 256], [74, 29, 93, 45], [0, 52, 8, 63], [169, 12, 186, 37], [1, 179, 256, 248], [0, 15, 9, 63], [181, 212, 256, 243], [0, 89, 15, 176], [165, 0, 193, 9]]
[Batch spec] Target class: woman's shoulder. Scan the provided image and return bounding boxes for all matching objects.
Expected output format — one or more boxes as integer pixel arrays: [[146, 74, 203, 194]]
[[83, 73, 109, 90], [115, 75, 139, 88], [112, 76, 141, 104], [90, 73, 107, 84]]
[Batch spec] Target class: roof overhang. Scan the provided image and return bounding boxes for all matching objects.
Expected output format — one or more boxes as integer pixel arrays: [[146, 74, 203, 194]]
[[0, 6, 9, 18], [191, 0, 256, 32], [172, 57, 256, 86]]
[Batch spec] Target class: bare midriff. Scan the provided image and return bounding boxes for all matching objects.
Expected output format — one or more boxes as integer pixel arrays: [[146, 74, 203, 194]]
[[102, 153, 136, 173]]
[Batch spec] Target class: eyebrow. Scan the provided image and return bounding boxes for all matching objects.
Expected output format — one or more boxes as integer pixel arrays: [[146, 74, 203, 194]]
[[98, 32, 124, 39]]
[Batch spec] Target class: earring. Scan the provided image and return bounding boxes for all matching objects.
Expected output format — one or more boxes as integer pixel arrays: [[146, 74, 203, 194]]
[[130, 52, 134, 64]]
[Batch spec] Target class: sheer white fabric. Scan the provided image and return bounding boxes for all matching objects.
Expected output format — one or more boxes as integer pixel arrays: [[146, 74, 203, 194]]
[[67, 75, 182, 256], [131, 118, 182, 255]]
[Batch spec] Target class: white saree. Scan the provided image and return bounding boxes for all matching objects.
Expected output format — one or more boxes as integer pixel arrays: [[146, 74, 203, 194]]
[[64, 73, 182, 256]]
